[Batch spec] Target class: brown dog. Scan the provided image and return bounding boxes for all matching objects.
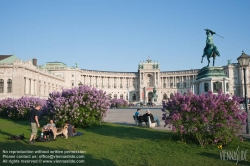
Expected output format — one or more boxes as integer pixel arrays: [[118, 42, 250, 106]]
[[52, 125, 68, 139]]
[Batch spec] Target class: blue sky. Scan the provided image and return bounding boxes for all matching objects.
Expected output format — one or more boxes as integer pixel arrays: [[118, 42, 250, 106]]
[[1, 0, 249, 72]]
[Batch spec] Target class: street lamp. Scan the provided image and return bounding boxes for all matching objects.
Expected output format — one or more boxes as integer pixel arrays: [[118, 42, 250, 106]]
[[78, 82, 83, 87], [237, 51, 250, 134]]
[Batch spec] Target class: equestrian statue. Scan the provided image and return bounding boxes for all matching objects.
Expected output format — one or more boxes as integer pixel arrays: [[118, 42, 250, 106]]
[[201, 29, 223, 67]]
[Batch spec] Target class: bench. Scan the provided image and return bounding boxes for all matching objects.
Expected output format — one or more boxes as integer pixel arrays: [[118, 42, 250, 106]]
[[133, 115, 156, 128], [133, 115, 148, 126], [147, 116, 157, 128]]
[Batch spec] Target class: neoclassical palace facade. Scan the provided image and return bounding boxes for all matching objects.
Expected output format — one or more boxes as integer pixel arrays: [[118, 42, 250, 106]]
[[0, 53, 248, 103]]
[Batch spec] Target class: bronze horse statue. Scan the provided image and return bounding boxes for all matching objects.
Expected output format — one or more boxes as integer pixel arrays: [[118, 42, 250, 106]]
[[201, 29, 221, 67], [201, 45, 220, 67]]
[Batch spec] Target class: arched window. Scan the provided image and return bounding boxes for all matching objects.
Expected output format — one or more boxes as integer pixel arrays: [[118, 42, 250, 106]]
[[204, 83, 209, 92], [0, 79, 3, 93], [163, 93, 167, 100], [120, 94, 123, 99], [147, 74, 154, 87], [170, 93, 174, 99], [114, 94, 117, 99], [7, 79, 12, 93], [132, 94, 136, 101]]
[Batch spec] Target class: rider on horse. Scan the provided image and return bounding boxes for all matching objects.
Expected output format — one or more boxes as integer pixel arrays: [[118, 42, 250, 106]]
[[201, 29, 221, 67], [203, 29, 220, 57]]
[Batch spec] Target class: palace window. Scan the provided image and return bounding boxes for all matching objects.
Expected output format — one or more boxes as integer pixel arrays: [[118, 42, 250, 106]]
[[114, 94, 117, 99], [7, 79, 12, 93], [0, 79, 3, 93], [204, 83, 209, 92], [163, 83, 166, 88], [170, 93, 174, 99], [39, 86, 41, 96], [120, 94, 123, 99], [163, 93, 167, 100], [132, 94, 136, 101]]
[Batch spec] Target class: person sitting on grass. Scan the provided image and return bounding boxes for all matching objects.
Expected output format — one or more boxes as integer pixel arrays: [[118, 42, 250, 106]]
[[143, 110, 160, 126], [65, 121, 76, 137], [42, 119, 56, 132]]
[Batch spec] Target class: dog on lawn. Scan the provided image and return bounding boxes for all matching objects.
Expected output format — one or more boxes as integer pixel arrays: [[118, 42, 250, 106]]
[[51, 125, 68, 139], [10, 133, 25, 140]]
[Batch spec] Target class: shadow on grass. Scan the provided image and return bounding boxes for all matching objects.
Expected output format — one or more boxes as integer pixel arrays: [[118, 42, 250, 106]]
[[0, 117, 49, 128], [84, 122, 176, 141], [112, 122, 138, 126], [199, 152, 250, 166], [0, 141, 116, 166]]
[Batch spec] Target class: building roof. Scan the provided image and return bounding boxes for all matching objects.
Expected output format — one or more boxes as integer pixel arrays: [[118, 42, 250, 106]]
[[0, 55, 19, 64], [81, 68, 138, 74], [46, 61, 67, 65], [41, 61, 68, 69], [0, 55, 12, 61]]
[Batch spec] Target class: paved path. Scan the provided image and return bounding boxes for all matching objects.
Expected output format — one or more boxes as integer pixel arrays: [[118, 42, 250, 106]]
[[104, 107, 171, 130], [104, 107, 250, 139]]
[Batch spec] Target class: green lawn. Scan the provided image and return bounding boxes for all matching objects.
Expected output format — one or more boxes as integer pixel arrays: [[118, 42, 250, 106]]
[[0, 118, 250, 166]]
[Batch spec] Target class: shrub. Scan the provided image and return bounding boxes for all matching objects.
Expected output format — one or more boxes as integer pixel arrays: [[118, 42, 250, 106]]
[[162, 90, 247, 146], [0, 97, 46, 120], [110, 98, 128, 108], [47, 85, 110, 127]]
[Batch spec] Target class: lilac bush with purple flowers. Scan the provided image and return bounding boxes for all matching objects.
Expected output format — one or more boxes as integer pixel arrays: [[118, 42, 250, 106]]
[[162, 90, 247, 146], [110, 98, 128, 108], [0, 97, 46, 119], [47, 85, 110, 127]]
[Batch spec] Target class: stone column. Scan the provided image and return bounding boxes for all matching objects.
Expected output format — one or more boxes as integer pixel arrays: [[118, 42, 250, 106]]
[[188, 76, 190, 87], [182, 76, 184, 88], [174, 77, 176, 88], [154, 72, 156, 86], [30, 79, 34, 95], [33, 79, 36, 95], [24, 77, 27, 94], [26, 78, 30, 94]]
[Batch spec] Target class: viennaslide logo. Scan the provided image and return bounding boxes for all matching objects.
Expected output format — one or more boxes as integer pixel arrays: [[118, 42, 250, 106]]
[[219, 146, 247, 165]]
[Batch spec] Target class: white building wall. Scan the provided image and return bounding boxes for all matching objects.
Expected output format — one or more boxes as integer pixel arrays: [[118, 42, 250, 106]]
[[0, 57, 249, 103]]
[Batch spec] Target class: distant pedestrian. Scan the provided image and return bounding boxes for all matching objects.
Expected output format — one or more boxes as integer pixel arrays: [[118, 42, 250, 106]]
[[29, 104, 42, 144]]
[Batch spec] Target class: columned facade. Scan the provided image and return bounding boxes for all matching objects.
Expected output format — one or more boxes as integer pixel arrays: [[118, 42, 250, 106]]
[[0, 55, 249, 103]]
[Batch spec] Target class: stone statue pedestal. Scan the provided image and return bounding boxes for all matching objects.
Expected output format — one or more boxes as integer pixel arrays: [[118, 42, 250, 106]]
[[193, 67, 230, 95]]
